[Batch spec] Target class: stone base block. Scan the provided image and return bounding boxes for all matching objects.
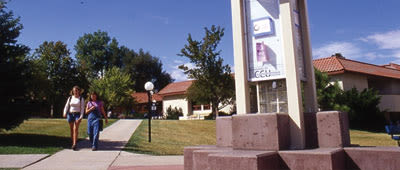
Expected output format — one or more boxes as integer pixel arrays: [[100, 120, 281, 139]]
[[193, 149, 232, 170], [345, 147, 400, 170], [232, 113, 289, 150], [317, 111, 350, 147], [208, 150, 279, 170], [279, 148, 345, 170], [184, 145, 218, 170], [184, 146, 231, 170], [304, 112, 318, 148], [216, 116, 232, 147]]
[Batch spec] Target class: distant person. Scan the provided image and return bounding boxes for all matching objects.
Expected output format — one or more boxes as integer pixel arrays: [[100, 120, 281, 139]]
[[86, 91, 108, 151], [63, 86, 85, 151]]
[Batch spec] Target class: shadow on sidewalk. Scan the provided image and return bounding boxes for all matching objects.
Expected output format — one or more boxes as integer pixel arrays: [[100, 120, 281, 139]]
[[75, 139, 128, 151]]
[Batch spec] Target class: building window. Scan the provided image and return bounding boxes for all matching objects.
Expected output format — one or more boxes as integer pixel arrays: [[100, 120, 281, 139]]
[[203, 104, 211, 110], [193, 105, 202, 111], [258, 79, 288, 113]]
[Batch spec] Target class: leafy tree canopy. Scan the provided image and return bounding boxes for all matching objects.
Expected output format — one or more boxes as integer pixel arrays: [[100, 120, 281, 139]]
[[0, 2, 31, 130], [121, 48, 173, 92], [178, 25, 235, 117], [89, 67, 135, 113], [75, 30, 172, 92], [30, 41, 85, 117], [75, 30, 119, 79]]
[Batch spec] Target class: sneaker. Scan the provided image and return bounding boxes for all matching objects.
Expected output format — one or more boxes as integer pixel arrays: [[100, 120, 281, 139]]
[[71, 145, 77, 151], [92, 147, 97, 151]]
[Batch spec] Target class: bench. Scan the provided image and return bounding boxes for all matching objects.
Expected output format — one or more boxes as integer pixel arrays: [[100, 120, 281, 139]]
[[385, 125, 400, 146]]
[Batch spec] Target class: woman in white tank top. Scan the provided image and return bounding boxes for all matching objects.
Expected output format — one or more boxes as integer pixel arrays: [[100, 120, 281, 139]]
[[63, 86, 85, 150]]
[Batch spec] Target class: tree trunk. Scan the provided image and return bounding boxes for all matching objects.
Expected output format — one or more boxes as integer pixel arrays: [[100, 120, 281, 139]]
[[212, 102, 219, 119]]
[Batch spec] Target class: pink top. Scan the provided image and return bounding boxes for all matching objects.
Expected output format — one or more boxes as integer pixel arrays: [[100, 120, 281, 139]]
[[87, 100, 104, 111]]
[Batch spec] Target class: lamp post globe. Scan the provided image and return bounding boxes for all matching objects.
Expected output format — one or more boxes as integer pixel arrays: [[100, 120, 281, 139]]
[[144, 82, 154, 91]]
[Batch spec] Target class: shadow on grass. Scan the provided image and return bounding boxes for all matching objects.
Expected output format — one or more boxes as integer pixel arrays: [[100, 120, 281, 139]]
[[0, 133, 130, 153], [0, 133, 72, 148], [350, 127, 386, 133]]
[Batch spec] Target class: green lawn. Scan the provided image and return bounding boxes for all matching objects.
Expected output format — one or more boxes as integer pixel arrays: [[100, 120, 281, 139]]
[[350, 129, 397, 146], [0, 118, 117, 154], [124, 120, 398, 155], [124, 120, 216, 155]]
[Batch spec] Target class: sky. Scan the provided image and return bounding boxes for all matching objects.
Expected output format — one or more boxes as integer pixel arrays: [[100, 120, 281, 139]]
[[6, 0, 400, 82]]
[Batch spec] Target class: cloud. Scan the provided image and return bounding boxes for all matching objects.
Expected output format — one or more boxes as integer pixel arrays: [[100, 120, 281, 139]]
[[362, 30, 400, 50], [152, 16, 169, 25], [173, 60, 184, 64], [364, 52, 387, 61], [170, 69, 188, 82], [183, 62, 196, 70], [391, 51, 400, 63], [168, 62, 196, 82], [312, 42, 361, 59]]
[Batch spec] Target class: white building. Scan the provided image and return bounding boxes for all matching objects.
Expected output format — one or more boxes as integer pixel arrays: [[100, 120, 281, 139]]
[[158, 80, 234, 120]]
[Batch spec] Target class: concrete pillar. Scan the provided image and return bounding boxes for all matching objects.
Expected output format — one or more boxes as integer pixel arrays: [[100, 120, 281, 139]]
[[299, 0, 318, 113], [231, 0, 317, 149], [280, 0, 305, 149], [231, 0, 250, 115]]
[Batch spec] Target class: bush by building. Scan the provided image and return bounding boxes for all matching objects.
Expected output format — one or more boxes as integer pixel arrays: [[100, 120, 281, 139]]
[[166, 106, 183, 120]]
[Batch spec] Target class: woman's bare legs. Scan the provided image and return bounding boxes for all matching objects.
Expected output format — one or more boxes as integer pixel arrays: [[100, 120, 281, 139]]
[[73, 120, 81, 147], [69, 122, 75, 148]]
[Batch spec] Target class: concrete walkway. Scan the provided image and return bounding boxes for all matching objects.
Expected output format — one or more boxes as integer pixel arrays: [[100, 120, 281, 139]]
[[24, 119, 142, 170], [22, 119, 184, 170], [109, 151, 183, 170], [0, 154, 49, 169]]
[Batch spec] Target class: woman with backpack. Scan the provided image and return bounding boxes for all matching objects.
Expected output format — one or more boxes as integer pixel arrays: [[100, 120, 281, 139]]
[[86, 91, 108, 151], [63, 86, 85, 150]]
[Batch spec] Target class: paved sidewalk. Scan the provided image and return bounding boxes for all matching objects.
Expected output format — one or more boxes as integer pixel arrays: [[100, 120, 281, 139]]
[[109, 151, 183, 170], [24, 119, 142, 170], [0, 154, 49, 169]]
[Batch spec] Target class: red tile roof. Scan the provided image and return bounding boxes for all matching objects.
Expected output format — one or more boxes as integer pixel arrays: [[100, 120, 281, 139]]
[[158, 80, 194, 96], [313, 55, 400, 80], [381, 63, 400, 71], [132, 92, 162, 104]]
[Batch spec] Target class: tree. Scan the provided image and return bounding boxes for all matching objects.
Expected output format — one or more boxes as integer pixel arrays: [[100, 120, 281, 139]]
[[314, 68, 345, 111], [178, 25, 235, 118], [75, 31, 172, 92], [75, 30, 118, 79], [30, 41, 84, 117], [89, 67, 135, 113], [336, 88, 384, 130], [314, 67, 384, 130], [0, 2, 31, 129], [121, 48, 173, 92]]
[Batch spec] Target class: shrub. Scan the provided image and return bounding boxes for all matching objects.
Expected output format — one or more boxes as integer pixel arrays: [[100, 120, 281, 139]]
[[166, 106, 183, 120], [205, 111, 231, 120], [335, 88, 384, 130]]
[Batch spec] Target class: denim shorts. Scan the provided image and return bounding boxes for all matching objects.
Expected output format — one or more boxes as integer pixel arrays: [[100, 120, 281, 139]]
[[67, 113, 80, 122]]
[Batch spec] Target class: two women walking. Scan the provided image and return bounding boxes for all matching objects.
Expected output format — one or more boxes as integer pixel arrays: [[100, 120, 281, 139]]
[[63, 86, 108, 151]]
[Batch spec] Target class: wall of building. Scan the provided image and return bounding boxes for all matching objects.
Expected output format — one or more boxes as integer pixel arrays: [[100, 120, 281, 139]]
[[330, 72, 400, 113], [330, 72, 368, 91], [379, 95, 400, 112], [162, 95, 191, 117]]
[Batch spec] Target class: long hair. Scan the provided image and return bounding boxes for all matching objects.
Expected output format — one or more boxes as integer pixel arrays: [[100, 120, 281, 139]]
[[69, 85, 84, 96], [88, 91, 100, 102]]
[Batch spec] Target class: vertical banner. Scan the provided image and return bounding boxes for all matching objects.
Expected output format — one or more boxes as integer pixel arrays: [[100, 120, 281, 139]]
[[245, 0, 285, 82]]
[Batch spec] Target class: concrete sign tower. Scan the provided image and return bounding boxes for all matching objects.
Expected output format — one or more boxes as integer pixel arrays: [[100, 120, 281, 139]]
[[231, 0, 318, 149]]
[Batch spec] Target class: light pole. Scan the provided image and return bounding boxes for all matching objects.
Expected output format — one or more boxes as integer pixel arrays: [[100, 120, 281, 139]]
[[144, 81, 154, 143]]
